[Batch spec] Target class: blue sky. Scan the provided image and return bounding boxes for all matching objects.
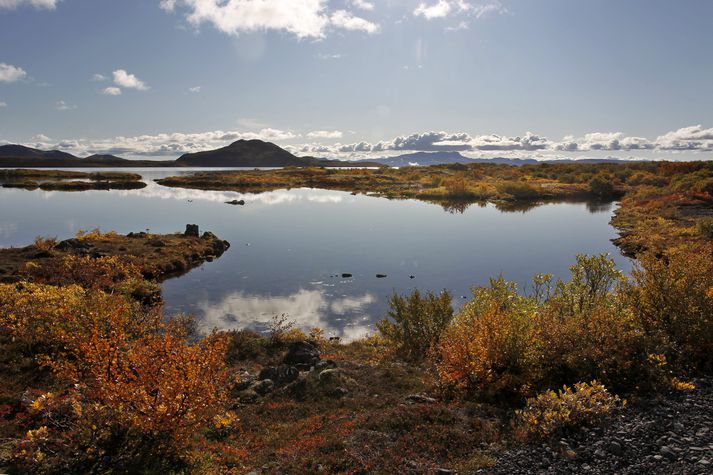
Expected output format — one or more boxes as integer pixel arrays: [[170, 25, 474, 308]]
[[1, 0, 712, 160]]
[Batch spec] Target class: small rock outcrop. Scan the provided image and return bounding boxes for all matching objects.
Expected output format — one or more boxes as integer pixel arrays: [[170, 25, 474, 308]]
[[184, 224, 200, 237], [283, 341, 320, 370], [259, 364, 299, 386]]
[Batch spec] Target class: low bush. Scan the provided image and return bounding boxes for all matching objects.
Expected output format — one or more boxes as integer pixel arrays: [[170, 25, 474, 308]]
[[516, 381, 625, 439], [627, 244, 713, 369], [377, 289, 454, 363], [698, 217, 713, 240], [437, 278, 539, 400]]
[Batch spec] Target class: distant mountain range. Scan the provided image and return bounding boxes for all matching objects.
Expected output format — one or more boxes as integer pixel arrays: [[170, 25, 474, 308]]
[[0, 141, 377, 168], [370, 151, 632, 167], [0, 142, 634, 168]]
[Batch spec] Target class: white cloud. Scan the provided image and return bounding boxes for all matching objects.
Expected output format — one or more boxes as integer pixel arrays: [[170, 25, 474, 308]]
[[330, 10, 379, 34], [163, 0, 380, 38], [0, 63, 27, 83], [351, 0, 374, 11], [55, 100, 76, 111], [655, 125, 713, 152], [159, 0, 176, 12], [414, 0, 452, 19], [0, 0, 58, 10], [14, 125, 713, 161], [188, 86, 201, 93], [414, 1, 506, 21], [316, 52, 342, 60], [307, 130, 343, 139], [91, 73, 107, 81], [180, 0, 331, 39], [0, 101, 6, 108], [113, 69, 149, 91], [102, 87, 122, 96]]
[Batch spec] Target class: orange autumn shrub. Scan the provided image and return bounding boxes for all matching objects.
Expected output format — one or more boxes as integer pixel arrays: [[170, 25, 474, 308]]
[[627, 244, 713, 369], [0, 282, 229, 472], [437, 278, 539, 400]]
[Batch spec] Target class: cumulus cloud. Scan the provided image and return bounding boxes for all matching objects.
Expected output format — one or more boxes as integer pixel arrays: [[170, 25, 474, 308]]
[[414, 1, 506, 21], [188, 86, 201, 93], [307, 130, 343, 139], [0, 63, 27, 83], [12, 125, 713, 161], [101, 87, 122, 96], [55, 100, 76, 111], [655, 125, 713, 152], [18, 128, 300, 158], [351, 0, 374, 11], [0, 0, 58, 10], [330, 9, 379, 34], [159, 0, 176, 11], [112, 69, 149, 91], [163, 0, 379, 38]]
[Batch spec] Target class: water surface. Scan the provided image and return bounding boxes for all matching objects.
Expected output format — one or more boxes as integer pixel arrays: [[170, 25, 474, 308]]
[[0, 168, 631, 339]]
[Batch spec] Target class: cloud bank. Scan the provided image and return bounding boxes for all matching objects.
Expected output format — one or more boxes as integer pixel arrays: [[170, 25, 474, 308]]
[[5, 125, 713, 161], [162, 0, 379, 38]]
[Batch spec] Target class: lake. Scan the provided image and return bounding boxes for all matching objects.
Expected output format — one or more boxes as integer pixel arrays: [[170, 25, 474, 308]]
[[0, 168, 631, 340]]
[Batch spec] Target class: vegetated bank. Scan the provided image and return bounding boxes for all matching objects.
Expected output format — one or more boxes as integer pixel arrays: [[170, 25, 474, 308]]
[[0, 161, 712, 473], [0, 169, 147, 191]]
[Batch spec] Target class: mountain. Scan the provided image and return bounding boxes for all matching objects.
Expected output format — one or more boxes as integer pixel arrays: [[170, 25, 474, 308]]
[[372, 152, 539, 166], [373, 151, 476, 167], [176, 139, 378, 167], [370, 151, 634, 167], [0, 144, 77, 161]]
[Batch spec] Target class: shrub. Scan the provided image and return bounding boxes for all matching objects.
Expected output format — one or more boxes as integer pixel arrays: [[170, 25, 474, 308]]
[[627, 245, 713, 369], [437, 279, 538, 399], [33, 236, 58, 252], [377, 289, 454, 362], [698, 217, 713, 240], [589, 175, 616, 197], [497, 182, 540, 200], [0, 282, 229, 472], [516, 381, 624, 439]]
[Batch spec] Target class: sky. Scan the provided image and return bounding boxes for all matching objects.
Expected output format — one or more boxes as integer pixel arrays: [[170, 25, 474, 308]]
[[1, 0, 713, 161]]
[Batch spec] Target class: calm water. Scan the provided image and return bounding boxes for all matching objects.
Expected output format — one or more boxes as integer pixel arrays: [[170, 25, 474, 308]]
[[0, 169, 631, 339]]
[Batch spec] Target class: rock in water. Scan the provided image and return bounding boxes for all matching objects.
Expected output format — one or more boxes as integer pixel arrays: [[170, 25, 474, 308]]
[[184, 224, 200, 237]]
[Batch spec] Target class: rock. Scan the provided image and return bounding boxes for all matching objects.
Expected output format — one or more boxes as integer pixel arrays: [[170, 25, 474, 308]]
[[660, 446, 677, 461], [341, 273, 353, 278], [184, 224, 200, 237], [436, 469, 454, 474], [258, 364, 299, 386], [405, 394, 437, 404], [55, 238, 90, 251], [249, 379, 274, 396], [283, 341, 320, 369], [315, 360, 338, 372], [376, 274, 387, 278], [409, 275, 415, 279], [148, 237, 165, 247], [225, 199, 245, 206], [331, 387, 349, 398], [609, 440, 623, 456]]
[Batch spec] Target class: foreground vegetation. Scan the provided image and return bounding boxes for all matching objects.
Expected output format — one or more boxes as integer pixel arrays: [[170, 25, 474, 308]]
[[1, 230, 711, 472]]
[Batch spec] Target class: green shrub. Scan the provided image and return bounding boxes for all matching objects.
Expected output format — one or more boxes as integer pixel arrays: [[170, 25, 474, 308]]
[[589, 175, 616, 197], [377, 289, 453, 362]]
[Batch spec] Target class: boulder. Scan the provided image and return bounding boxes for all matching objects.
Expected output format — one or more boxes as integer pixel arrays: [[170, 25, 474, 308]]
[[249, 379, 274, 396], [184, 224, 200, 237], [259, 364, 299, 386], [225, 199, 245, 206], [283, 341, 320, 369]]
